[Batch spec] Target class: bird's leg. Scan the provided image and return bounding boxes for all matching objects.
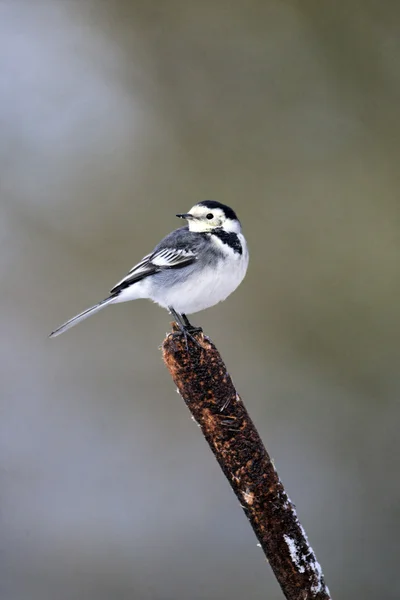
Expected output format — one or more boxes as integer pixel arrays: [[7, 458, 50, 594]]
[[181, 313, 203, 334], [169, 307, 203, 350]]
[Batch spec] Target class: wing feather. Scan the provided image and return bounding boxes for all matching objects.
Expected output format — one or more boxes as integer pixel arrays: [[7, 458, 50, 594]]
[[110, 247, 197, 294]]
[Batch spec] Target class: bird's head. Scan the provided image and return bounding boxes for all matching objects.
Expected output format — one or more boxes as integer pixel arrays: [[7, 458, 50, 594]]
[[176, 200, 241, 233]]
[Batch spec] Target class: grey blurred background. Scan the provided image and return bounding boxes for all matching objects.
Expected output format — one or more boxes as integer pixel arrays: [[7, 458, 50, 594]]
[[1, 1, 399, 598]]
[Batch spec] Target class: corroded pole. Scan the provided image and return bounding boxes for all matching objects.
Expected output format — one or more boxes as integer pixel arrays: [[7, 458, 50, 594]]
[[162, 326, 331, 600]]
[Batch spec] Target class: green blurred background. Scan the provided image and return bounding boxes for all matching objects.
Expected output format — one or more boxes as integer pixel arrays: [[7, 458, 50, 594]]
[[1, 1, 399, 598]]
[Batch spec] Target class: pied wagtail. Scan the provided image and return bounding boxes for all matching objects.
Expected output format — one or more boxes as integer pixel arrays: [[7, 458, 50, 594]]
[[49, 200, 249, 340]]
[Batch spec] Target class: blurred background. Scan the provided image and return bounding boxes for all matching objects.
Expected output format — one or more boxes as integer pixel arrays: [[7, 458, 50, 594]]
[[1, 1, 399, 598]]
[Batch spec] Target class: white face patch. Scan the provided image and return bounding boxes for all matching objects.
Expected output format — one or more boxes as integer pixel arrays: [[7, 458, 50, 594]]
[[185, 204, 241, 233]]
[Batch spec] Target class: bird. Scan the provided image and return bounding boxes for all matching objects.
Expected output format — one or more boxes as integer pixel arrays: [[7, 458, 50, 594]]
[[49, 200, 249, 340]]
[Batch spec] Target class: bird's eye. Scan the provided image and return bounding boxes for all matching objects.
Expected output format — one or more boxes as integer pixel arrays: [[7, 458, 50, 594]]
[[206, 213, 214, 220]]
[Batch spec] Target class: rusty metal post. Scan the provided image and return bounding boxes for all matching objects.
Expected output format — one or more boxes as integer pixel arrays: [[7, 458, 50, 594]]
[[162, 326, 331, 600]]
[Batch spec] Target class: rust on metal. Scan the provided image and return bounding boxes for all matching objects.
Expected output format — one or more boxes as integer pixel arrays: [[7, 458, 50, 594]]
[[162, 325, 331, 600]]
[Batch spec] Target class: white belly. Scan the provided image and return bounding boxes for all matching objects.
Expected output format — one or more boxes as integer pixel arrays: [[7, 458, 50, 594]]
[[152, 237, 248, 314], [115, 233, 249, 315]]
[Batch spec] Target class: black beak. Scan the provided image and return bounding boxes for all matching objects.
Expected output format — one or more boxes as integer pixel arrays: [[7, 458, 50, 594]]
[[176, 213, 194, 220]]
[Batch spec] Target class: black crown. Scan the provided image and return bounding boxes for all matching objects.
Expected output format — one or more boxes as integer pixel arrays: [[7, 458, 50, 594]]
[[198, 200, 238, 221]]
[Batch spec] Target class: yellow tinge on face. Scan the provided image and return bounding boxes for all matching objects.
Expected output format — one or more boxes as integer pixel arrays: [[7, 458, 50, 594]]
[[185, 205, 225, 232]]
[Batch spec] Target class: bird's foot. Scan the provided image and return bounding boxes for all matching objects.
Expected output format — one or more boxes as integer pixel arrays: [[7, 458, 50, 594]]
[[171, 326, 204, 351], [169, 308, 204, 351], [181, 314, 203, 335], [184, 325, 203, 335]]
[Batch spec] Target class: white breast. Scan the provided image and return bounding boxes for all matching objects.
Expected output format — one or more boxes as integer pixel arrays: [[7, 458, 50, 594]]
[[152, 233, 249, 314]]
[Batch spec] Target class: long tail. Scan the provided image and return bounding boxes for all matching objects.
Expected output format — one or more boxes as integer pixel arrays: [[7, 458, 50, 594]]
[[49, 296, 115, 338]]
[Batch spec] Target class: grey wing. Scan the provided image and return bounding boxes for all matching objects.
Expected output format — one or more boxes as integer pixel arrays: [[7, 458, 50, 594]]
[[110, 247, 197, 295]]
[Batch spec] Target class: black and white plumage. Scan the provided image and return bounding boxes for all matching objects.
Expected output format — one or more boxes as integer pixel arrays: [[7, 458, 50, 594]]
[[49, 200, 249, 338]]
